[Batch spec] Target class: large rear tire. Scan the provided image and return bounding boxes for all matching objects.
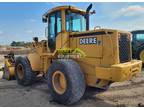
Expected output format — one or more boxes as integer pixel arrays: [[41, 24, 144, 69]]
[[15, 57, 36, 86], [47, 59, 86, 105]]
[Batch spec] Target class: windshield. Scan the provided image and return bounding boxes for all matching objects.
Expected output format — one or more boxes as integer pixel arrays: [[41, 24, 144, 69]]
[[65, 10, 86, 32], [134, 33, 144, 41]]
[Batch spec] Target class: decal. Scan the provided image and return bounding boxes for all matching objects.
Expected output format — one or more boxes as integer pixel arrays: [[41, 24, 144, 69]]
[[79, 37, 101, 45]]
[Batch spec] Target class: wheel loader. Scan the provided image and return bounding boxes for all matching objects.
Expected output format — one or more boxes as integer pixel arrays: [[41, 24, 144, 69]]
[[4, 4, 142, 105]]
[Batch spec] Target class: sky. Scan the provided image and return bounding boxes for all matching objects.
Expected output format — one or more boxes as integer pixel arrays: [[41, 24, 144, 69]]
[[0, 2, 144, 44]]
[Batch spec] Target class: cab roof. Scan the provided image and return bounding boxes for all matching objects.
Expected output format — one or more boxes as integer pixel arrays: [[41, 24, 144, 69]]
[[42, 5, 86, 22]]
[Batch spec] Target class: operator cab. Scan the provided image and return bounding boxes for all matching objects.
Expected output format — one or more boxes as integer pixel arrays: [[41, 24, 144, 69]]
[[131, 30, 144, 49], [42, 5, 94, 52], [131, 30, 144, 58], [131, 30, 144, 42]]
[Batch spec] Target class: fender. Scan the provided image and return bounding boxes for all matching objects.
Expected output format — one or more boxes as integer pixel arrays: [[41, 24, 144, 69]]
[[27, 53, 41, 72]]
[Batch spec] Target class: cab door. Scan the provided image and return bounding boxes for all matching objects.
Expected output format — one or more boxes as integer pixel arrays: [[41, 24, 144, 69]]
[[48, 11, 61, 52]]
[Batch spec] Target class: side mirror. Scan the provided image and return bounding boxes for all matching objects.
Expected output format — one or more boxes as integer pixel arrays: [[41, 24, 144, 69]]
[[42, 15, 48, 23]]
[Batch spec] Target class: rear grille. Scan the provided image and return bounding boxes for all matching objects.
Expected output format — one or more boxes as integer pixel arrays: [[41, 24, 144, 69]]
[[119, 33, 131, 63]]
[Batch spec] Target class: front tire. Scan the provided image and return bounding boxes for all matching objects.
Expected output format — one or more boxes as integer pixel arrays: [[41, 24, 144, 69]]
[[15, 57, 36, 86], [47, 59, 86, 105]]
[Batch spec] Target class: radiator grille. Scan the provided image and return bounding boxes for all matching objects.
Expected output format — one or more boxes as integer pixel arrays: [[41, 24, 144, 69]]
[[119, 33, 131, 63]]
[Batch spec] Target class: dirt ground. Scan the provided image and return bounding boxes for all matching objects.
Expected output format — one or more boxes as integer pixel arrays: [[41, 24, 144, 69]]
[[0, 54, 144, 107]]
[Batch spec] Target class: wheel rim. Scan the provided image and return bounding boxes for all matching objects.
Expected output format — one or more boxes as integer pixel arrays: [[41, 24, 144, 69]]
[[52, 71, 67, 95], [140, 50, 144, 63], [17, 64, 24, 79]]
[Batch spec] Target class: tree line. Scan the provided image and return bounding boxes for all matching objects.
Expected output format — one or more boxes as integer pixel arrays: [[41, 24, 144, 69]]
[[10, 41, 31, 47]]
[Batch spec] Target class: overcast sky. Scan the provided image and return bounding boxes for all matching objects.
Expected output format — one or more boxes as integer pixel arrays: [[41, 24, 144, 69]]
[[0, 2, 144, 45]]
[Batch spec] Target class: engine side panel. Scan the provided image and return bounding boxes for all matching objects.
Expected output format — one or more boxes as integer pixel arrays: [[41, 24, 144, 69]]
[[69, 30, 118, 87]]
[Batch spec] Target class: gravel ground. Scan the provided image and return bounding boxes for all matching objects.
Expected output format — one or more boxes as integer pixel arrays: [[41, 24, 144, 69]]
[[0, 54, 144, 107]]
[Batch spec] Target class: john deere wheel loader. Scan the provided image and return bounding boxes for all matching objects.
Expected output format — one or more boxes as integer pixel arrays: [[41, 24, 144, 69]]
[[6, 4, 142, 105]]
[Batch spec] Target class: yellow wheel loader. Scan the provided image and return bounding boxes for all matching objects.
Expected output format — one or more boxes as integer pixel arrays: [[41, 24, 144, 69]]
[[5, 4, 142, 105]]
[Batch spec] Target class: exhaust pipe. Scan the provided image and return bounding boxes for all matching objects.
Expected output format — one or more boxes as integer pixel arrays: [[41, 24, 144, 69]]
[[86, 4, 93, 31]]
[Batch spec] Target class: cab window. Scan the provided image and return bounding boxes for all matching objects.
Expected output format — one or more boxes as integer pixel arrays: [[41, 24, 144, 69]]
[[48, 11, 61, 52], [65, 10, 86, 32], [49, 11, 61, 38], [135, 33, 144, 41]]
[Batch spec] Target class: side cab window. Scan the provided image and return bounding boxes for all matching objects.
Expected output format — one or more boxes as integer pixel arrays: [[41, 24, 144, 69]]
[[48, 11, 61, 52]]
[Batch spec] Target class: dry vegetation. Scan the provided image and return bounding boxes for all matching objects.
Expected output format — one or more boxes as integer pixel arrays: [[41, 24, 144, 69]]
[[0, 46, 31, 55]]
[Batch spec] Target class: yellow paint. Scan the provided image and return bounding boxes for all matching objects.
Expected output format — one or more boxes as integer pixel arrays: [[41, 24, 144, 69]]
[[27, 53, 41, 72], [96, 60, 142, 82], [52, 71, 67, 94], [4, 58, 15, 78]]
